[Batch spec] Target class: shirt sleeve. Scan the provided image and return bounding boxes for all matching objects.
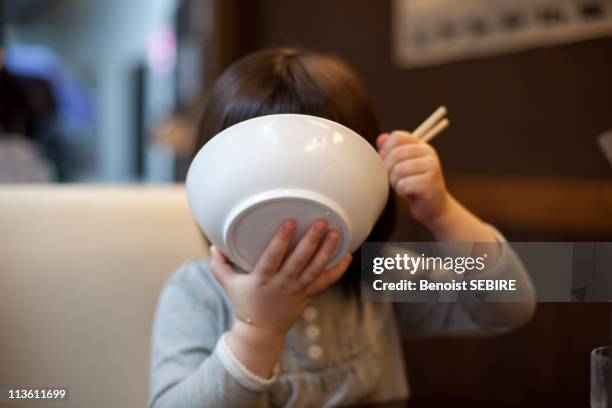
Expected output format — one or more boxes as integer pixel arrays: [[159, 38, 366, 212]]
[[393, 225, 537, 337], [216, 333, 280, 392], [147, 261, 274, 408]]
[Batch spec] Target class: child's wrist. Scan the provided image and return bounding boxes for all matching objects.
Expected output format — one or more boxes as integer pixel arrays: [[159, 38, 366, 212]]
[[230, 320, 286, 350], [423, 193, 458, 237], [226, 320, 285, 379]]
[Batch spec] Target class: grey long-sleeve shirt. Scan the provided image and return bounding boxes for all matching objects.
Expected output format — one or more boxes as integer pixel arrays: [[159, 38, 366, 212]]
[[148, 230, 535, 407]]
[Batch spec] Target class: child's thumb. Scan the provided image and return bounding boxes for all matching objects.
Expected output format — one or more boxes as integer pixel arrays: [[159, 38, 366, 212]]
[[210, 246, 233, 286]]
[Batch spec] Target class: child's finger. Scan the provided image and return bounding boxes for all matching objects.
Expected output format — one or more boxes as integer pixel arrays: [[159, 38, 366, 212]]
[[389, 156, 436, 186], [210, 246, 235, 286], [379, 130, 419, 159], [376, 133, 389, 149], [277, 219, 328, 282], [389, 130, 420, 149], [304, 254, 352, 296], [253, 219, 296, 277], [383, 144, 431, 171], [395, 173, 432, 197], [296, 230, 340, 286]]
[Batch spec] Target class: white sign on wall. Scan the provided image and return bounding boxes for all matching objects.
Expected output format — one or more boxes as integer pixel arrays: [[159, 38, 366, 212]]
[[393, 0, 612, 68]]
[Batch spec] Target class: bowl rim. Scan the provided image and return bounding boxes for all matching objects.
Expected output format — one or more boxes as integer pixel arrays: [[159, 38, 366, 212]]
[[223, 188, 352, 270]]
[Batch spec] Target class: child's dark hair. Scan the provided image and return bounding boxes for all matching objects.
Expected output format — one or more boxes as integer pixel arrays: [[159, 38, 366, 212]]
[[195, 47, 396, 292]]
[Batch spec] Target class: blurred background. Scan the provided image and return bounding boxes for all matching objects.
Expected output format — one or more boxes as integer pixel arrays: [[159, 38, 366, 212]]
[[1, 0, 610, 238], [1, 0, 612, 406]]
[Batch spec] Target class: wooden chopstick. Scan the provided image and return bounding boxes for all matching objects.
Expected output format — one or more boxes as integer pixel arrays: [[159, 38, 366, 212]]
[[420, 118, 449, 143], [412, 106, 449, 143]]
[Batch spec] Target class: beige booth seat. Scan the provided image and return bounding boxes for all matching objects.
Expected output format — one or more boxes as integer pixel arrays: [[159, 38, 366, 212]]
[[0, 185, 208, 408]]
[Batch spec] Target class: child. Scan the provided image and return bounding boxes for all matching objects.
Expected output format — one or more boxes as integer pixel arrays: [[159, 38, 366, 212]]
[[148, 48, 535, 407]]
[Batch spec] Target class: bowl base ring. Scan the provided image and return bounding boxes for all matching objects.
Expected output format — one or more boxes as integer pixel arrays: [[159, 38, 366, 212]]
[[223, 189, 352, 271]]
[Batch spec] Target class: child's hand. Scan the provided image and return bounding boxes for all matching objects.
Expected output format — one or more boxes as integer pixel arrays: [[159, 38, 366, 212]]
[[211, 219, 352, 336], [377, 130, 449, 228]]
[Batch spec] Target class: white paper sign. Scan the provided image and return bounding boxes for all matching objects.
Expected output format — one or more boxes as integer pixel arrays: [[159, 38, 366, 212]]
[[393, 0, 612, 67]]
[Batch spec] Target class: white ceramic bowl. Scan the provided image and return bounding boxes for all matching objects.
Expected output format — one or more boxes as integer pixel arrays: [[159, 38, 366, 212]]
[[186, 114, 389, 271]]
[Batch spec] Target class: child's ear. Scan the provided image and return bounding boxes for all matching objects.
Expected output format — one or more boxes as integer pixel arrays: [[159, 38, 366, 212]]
[[376, 133, 389, 150]]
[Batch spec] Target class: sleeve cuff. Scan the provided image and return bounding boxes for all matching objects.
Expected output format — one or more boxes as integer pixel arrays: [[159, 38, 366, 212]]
[[215, 332, 279, 392], [464, 224, 508, 280]]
